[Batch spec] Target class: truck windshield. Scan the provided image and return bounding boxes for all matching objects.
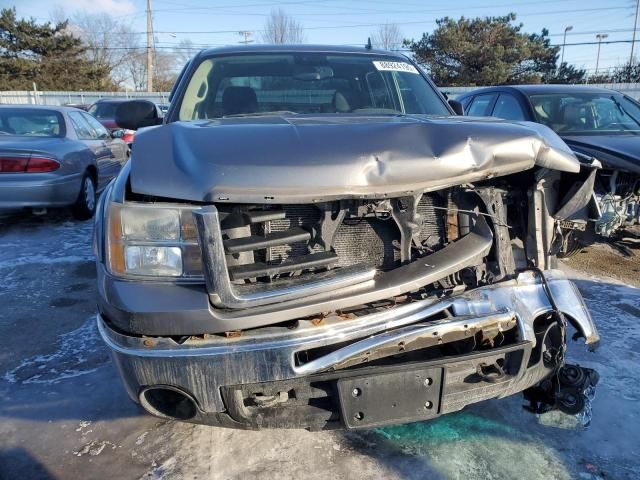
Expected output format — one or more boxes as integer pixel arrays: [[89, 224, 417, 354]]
[[178, 53, 450, 120], [529, 93, 640, 134]]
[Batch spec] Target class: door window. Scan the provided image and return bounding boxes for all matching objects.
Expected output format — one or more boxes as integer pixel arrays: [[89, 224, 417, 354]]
[[492, 94, 527, 121], [466, 94, 497, 116], [82, 112, 111, 139], [68, 111, 95, 139]]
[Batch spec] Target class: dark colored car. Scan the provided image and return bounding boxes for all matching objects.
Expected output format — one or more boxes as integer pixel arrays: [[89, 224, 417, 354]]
[[0, 105, 129, 219], [94, 45, 599, 430], [457, 85, 640, 238]]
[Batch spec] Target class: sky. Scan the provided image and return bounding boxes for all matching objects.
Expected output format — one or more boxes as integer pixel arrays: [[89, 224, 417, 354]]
[[6, 0, 640, 75]]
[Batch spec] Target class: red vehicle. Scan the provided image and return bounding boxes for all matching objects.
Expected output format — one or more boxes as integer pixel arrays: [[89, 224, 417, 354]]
[[89, 98, 162, 146]]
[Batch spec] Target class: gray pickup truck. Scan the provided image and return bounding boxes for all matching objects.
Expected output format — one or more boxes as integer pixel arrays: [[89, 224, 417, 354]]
[[95, 45, 599, 430]]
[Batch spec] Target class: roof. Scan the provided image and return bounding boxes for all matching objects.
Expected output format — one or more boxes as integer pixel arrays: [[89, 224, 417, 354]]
[[459, 84, 618, 97], [197, 44, 408, 59], [91, 97, 138, 104]]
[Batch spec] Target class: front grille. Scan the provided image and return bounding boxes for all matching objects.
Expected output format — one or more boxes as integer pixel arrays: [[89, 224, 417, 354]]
[[220, 195, 447, 282]]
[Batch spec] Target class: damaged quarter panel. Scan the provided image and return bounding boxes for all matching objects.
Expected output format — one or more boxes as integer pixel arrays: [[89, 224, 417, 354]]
[[96, 45, 598, 431]]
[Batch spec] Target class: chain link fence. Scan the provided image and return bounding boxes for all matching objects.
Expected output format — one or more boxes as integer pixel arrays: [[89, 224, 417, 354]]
[[1, 83, 639, 106], [0, 91, 170, 106]]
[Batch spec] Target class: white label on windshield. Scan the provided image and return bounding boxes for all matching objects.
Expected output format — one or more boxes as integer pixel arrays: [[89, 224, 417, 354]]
[[372, 61, 419, 74]]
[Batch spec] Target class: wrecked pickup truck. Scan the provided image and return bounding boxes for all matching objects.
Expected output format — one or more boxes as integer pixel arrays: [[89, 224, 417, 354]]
[[95, 45, 599, 430]]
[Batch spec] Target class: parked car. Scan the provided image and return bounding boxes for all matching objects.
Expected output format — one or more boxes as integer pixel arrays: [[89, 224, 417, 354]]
[[95, 45, 599, 430], [64, 103, 91, 111], [0, 105, 129, 219], [457, 85, 640, 239], [88, 98, 162, 147]]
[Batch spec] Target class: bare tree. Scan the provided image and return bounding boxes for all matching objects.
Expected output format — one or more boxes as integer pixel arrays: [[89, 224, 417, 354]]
[[371, 23, 403, 51], [261, 8, 305, 44], [122, 49, 147, 91], [61, 11, 141, 89], [174, 38, 197, 67], [153, 49, 179, 91]]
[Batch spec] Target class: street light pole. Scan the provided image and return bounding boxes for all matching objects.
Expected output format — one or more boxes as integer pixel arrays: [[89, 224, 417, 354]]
[[238, 31, 254, 44], [595, 33, 608, 76], [146, 0, 153, 93], [560, 25, 573, 69], [631, 0, 640, 70]]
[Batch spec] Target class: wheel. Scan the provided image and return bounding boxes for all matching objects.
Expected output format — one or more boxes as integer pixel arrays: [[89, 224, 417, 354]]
[[71, 172, 96, 220]]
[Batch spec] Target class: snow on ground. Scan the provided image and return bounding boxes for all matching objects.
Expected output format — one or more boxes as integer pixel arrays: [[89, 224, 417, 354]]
[[0, 210, 638, 479]]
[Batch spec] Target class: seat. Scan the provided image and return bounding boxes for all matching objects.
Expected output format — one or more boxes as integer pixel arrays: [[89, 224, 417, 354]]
[[559, 104, 583, 131], [222, 86, 258, 116], [333, 90, 362, 113]]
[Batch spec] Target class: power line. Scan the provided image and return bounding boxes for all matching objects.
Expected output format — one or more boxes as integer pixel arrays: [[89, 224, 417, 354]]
[[103, 6, 634, 36]]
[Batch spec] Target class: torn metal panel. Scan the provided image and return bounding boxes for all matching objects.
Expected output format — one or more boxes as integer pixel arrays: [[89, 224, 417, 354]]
[[554, 166, 598, 220], [129, 115, 579, 204]]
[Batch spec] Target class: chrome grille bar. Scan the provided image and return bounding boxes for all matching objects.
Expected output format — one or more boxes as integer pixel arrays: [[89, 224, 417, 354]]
[[193, 205, 376, 309]]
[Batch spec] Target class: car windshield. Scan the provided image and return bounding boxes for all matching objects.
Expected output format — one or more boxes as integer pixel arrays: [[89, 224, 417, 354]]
[[88, 102, 118, 119], [178, 53, 450, 120], [0, 108, 64, 137], [529, 93, 640, 134]]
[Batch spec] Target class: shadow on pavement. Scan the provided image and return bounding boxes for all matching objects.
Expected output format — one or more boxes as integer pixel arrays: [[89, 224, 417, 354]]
[[0, 448, 58, 480], [0, 208, 84, 231]]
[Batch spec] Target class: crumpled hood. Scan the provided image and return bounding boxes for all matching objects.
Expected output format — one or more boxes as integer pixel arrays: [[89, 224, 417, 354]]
[[562, 134, 640, 174], [130, 114, 579, 203]]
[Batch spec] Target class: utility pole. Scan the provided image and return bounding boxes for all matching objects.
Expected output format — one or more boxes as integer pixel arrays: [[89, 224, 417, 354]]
[[238, 31, 254, 44], [560, 25, 573, 70], [146, 0, 153, 92], [631, 0, 639, 78], [595, 33, 608, 75]]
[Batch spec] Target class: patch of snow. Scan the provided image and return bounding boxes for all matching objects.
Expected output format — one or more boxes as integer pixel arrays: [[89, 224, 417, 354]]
[[73, 440, 117, 457], [2, 317, 108, 385]]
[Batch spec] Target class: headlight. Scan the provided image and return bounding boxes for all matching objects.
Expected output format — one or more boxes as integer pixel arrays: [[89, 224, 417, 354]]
[[106, 202, 203, 279]]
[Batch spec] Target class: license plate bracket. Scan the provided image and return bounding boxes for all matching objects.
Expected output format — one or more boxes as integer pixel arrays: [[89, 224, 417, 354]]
[[337, 367, 443, 429]]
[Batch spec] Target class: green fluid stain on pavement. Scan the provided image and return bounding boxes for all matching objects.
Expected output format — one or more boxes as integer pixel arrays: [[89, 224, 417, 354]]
[[376, 412, 519, 445]]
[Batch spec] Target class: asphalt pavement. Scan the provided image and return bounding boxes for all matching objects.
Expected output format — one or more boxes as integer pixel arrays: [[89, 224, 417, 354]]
[[0, 210, 638, 480]]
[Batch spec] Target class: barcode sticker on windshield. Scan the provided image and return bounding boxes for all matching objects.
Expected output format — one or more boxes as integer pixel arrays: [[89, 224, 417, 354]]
[[372, 61, 419, 74]]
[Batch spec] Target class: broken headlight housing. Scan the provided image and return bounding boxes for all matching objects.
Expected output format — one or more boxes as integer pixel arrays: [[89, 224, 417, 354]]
[[106, 203, 203, 279]]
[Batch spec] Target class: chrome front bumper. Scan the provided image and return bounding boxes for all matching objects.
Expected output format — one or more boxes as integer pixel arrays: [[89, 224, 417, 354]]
[[98, 270, 598, 415]]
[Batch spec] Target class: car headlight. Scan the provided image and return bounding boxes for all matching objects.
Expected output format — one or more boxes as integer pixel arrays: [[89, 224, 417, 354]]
[[106, 202, 203, 279]]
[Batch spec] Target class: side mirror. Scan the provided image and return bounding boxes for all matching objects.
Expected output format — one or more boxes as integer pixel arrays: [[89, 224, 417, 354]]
[[115, 100, 162, 130], [111, 129, 125, 139], [448, 99, 464, 116]]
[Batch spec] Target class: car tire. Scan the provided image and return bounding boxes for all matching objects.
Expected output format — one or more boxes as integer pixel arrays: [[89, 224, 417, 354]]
[[71, 172, 97, 220]]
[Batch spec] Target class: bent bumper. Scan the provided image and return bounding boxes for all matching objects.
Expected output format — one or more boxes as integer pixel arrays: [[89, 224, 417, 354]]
[[98, 270, 598, 429], [0, 172, 82, 208]]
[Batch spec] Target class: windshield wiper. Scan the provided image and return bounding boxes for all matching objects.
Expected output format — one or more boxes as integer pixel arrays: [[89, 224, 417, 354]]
[[610, 95, 640, 128], [222, 110, 299, 118]]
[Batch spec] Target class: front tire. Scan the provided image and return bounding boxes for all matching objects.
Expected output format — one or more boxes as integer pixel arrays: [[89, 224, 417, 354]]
[[71, 173, 96, 220]]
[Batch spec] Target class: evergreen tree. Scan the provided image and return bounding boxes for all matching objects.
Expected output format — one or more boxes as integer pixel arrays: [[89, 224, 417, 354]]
[[406, 14, 559, 86], [0, 8, 111, 90]]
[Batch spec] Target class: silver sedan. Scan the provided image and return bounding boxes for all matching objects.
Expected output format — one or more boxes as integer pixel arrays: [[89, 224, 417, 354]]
[[0, 105, 129, 219]]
